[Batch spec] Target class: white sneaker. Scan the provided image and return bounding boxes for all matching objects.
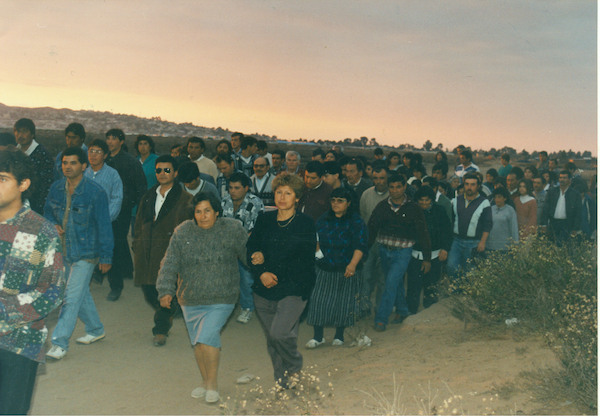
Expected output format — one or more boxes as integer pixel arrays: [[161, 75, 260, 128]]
[[305, 338, 326, 349], [357, 335, 372, 347], [46, 345, 67, 360], [205, 390, 220, 403], [332, 338, 344, 346], [191, 386, 206, 399], [237, 309, 252, 324], [76, 333, 105, 344]]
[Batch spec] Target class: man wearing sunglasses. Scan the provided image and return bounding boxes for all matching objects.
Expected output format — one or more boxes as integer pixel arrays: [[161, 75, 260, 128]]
[[133, 155, 193, 347]]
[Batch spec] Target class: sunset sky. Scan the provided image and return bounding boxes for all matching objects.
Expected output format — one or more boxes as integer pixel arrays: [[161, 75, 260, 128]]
[[1, 1, 596, 154]]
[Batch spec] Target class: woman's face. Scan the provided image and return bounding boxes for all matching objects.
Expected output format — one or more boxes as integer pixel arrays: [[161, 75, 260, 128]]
[[450, 177, 460, 189], [389, 155, 400, 166], [325, 152, 336, 162], [194, 200, 219, 229], [524, 169, 533, 180], [330, 197, 350, 217], [216, 142, 230, 155], [436, 153, 443, 162], [138, 140, 150, 156], [274, 185, 298, 211], [518, 182, 528, 196], [494, 194, 506, 207]]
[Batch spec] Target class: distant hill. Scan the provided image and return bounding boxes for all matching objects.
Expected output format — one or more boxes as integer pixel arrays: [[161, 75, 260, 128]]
[[0, 102, 277, 142]]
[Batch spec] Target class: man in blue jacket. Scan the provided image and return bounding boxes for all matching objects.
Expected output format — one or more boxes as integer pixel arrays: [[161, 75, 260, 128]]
[[44, 147, 114, 360]]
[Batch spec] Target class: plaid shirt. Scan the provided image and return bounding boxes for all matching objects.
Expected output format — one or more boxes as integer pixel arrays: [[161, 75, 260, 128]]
[[221, 193, 264, 233]]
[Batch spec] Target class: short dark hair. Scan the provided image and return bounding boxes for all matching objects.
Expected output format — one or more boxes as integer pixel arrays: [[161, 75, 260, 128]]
[[229, 172, 251, 188], [155, 154, 178, 171], [65, 123, 86, 141], [106, 128, 125, 141], [0, 148, 34, 201], [231, 132, 244, 140], [215, 139, 233, 154], [414, 185, 436, 201], [171, 143, 183, 151], [346, 158, 364, 173], [0, 133, 17, 147], [524, 165, 538, 176], [241, 136, 258, 150], [271, 149, 285, 159], [486, 168, 499, 179], [422, 176, 438, 188], [187, 136, 205, 149], [88, 139, 109, 155], [533, 174, 546, 184], [539, 151, 548, 158], [412, 164, 426, 176], [492, 186, 511, 201], [14, 118, 35, 136], [510, 166, 524, 180], [374, 147, 384, 156], [135, 135, 155, 155], [177, 162, 200, 182], [564, 161, 577, 171], [501, 153, 510, 162], [325, 151, 338, 161], [323, 161, 341, 176], [372, 161, 388, 173], [305, 160, 325, 177], [461, 149, 473, 161], [432, 162, 448, 176], [62, 146, 87, 165], [463, 172, 481, 186], [215, 154, 235, 165], [312, 148, 326, 158], [192, 191, 223, 217], [387, 173, 406, 186], [328, 186, 357, 215], [257, 140, 268, 151], [559, 169, 572, 179]]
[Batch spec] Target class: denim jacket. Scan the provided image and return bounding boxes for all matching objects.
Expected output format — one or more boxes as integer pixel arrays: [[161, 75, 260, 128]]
[[44, 176, 114, 264]]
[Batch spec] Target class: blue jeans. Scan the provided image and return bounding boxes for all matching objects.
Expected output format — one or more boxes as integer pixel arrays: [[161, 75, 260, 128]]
[[51, 261, 104, 350], [238, 261, 254, 311], [446, 238, 480, 279], [375, 246, 413, 325]]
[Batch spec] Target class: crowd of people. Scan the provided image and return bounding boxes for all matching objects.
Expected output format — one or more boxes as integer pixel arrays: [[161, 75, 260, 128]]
[[0, 117, 596, 412]]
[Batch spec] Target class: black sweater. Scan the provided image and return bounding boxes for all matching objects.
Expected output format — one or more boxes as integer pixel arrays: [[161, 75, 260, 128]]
[[247, 211, 317, 301]]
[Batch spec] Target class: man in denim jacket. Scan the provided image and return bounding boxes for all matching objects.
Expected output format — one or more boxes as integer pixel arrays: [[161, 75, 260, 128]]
[[44, 147, 114, 360]]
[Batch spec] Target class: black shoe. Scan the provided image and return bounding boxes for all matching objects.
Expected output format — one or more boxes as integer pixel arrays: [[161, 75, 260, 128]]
[[106, 290, 121, 301]]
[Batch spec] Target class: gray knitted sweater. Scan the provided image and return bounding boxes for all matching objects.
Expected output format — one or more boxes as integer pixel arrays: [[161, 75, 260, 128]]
[[156, 217, 248, 306]]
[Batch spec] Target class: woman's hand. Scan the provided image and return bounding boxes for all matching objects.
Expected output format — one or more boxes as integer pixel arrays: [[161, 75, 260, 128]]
[[260, 272, 278, 288], [251, 251, 265, 265], [344, 264, 356, 278], [159, 295, 173, 309]]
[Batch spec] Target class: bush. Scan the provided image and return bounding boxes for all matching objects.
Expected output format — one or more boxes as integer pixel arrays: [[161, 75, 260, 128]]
[[444, 235, 597, 410]]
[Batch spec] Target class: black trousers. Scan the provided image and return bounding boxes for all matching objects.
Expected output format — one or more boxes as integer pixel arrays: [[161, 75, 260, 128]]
[[108, 207, 134, 292], [141, 285, 179, 335], [406, 257, 443, 314], [0, 349, 39, 415]]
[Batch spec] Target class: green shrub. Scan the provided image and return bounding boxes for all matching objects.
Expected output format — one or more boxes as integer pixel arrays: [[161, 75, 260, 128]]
[[445, 235, 597, 410]]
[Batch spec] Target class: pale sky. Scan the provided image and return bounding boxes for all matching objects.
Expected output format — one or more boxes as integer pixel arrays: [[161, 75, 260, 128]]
[[1, 1, 596, 154]]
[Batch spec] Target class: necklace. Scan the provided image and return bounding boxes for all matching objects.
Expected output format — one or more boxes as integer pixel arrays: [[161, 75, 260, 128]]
[[277, 212, 296, 228]]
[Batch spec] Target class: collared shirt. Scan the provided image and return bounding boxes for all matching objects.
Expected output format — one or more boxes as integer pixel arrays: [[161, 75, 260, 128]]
[[221, 193, 264, 232], [84, 164, 124, 222], [553, 187, 568, 219], [155, 186, 173, 220], [18, 139, 39, 156]]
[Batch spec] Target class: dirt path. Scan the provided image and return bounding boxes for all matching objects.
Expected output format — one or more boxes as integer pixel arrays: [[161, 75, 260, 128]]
[[30, 279, 577, 415]]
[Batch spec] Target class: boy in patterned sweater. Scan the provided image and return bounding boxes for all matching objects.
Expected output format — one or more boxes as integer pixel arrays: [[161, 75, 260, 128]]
[[0, 149, 65, 415]]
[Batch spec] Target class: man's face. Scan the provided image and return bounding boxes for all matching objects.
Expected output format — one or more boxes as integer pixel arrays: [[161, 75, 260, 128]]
[[418, 196, 433, 211], [312, 154, 323, 162], [0, 171, 29, 212], [325, 153, 336, 162], [402, 156, 411, 167], [231, 136, 241, 151], [217, 161, 235, 178], [257, 147, 267, 157], [62, 155, 86, 180], [374, 153, 383, 160], [372, 170, 388, 193], [506, 174, 517, 191], [271, 154, 282, 168], [183, 177, 200, 190], [549, 160, 557, 170], [155, 162, 177, 187], [253, 158, 269, 178], [14, 128, 34, 148], [304, 171, 322, 190], [463, 178, 479, 198], [228, 181, 248, 202], [323, 173, 338, 188], [432, 169, 444, 181], [106, 135, 122, 154], [286, 154, 299, 172], [137, 140, 151, 156], [539, 153, 548, 162], [66, 132, 84, 148], [187, 142, 203, 160], [171, 146, 182, 157], [345, 164, 361, 184], [559, 173, 571, 188], [388, 181, 406, 202], [501, 158, 509, 166], [459, 154, 470, 166], [216, 142, 230, 155], [533, 178, 544, 192], [87, 146, 107, 169]]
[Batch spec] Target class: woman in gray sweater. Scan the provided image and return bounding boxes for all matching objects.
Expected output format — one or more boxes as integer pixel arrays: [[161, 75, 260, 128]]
[[157, 192, 247, 404]]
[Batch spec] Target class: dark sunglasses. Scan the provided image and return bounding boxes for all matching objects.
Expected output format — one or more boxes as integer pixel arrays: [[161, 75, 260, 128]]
[[155, 168, 172, 174]]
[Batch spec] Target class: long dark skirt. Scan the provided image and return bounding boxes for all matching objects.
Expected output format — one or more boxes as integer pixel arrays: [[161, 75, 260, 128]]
[[306, 267, 361, 327]]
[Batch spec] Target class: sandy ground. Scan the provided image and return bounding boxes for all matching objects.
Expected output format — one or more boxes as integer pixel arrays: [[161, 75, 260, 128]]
[[30, 278, 579, 415]]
